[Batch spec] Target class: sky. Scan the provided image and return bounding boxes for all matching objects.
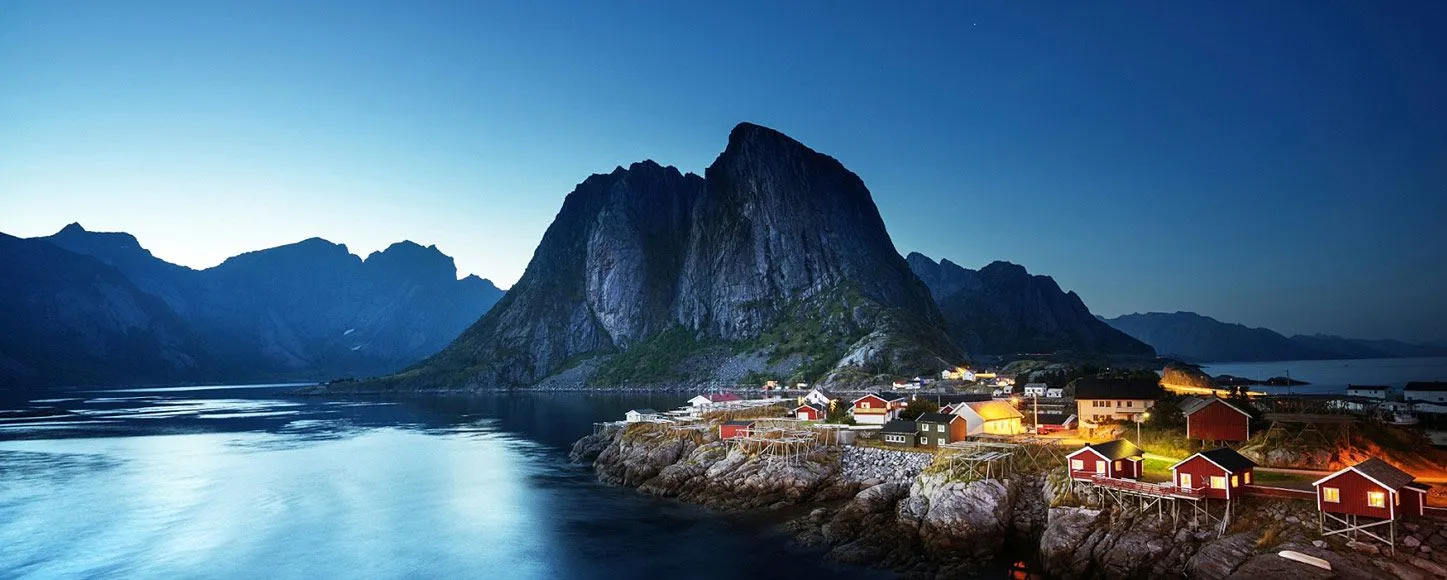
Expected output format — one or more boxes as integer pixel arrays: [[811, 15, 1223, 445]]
[[2, 1, 1444, 342]]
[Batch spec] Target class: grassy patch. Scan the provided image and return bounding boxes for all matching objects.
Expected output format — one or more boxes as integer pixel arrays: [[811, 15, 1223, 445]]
[[592, 326, 705, 386]]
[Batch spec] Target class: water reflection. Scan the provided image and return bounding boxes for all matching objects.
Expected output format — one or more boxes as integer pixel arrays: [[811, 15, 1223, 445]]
[[0, 387, 885, 579]]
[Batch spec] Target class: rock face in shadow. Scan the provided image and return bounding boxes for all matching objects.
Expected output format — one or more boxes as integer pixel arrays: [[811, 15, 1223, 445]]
[[381, 123, 964, 390], [907, 253, 1153, 357]]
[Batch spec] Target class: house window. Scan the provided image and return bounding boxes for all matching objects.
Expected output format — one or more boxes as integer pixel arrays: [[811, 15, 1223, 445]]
[[1244, 472, 1252, 484], [937, 438, 945, 446], [1368, 491, 1386, 508], [1127, 401, 1134, 408], [1322, 487, 1340, 503], [919, 437, 928, 445], [1230, 475, 1238, 487], [1114, 460, 1122, 471], [1210, 476, 1226, 489], [1095, 461, 1106, 474], [936, 424, 944, 433], [861, 402, 871, 409], [1180, 473, 1192, 488], [1071, 459, 1084, 470]]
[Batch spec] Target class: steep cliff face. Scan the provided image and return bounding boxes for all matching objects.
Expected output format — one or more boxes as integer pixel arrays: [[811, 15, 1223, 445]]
[[908, 253, 1154, 357], [383, 123, 963, 389]]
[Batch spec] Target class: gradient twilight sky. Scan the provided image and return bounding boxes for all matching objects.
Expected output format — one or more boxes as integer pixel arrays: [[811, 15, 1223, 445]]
[[2, 1, 1445, 342]]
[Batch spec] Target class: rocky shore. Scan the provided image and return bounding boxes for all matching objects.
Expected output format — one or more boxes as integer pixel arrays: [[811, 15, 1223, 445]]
[[572, 421, 1447, 579]]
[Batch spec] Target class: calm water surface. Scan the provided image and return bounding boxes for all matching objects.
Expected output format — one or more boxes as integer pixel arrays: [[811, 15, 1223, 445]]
[[0, 385, 886, 579], [1200, 356, 1447, 394]]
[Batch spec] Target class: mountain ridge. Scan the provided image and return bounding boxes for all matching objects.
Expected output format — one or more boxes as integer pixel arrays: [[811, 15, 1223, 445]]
[[1102, 311, 1447, 362]]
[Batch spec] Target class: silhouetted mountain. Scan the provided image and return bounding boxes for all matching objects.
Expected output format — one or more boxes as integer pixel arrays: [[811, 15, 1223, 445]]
[[371, 122, 964, 390], [1102, 312, 1337, 362], [1287, 334, 1447, 359], [0, 225, 504, 389], [0, 233, 205, 387], [906, 253, 1154, 357]]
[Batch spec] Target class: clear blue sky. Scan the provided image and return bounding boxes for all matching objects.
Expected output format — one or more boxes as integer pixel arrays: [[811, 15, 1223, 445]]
[[2, 1, 1444, 342]]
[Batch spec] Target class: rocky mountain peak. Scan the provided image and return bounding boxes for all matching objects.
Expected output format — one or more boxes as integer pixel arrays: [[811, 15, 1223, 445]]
[[365, 241, 457, 282]]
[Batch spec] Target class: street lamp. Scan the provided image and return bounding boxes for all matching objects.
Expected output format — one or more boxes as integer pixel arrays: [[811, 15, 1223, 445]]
[[1136, 411, 1151, 444]]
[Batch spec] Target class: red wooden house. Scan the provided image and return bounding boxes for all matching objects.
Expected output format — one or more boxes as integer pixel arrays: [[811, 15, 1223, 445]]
[[1168, 447, 1256, 500], [1313, 458, 1429, 520], [793, 403, 825, 421], [1181, 397, 1252, 443], [719, 420, 754, 439], [851, 393, 905, 425], [1066, 439, 1143, 481]]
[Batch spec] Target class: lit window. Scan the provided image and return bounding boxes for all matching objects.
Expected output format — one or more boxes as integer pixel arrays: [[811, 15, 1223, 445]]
[[1095, 462, 1106, 474], [1071, 459, 1084, 470], [1114, 460, 1122, 470], [1244, 472, 1252, 484], [1368, 491, 1386, 508], [1323, 487, 1340, 503], [1230, 475, 1238, 487], [1180, 473, 1192, 488], [1210, 476, 1226, 489]]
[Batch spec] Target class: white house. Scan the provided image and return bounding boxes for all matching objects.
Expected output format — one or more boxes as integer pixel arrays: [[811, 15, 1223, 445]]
[[803, 388, 837, 407], [687, 395, 712, 408], [625, 408, 659, 423], [1022, 383, 1048, 397], [1346, 385, 1391, 400], [1046, 387, 1065, 398], [952, 401, 1025, 436], [1405, 382, 1447, 404]]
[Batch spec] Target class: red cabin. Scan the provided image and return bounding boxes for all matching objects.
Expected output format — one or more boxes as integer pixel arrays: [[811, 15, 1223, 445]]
[[793, 404, 825, 421], [1168, 447, 1256, 500], [1066, 439, 1143, 481], [719, 420, 754, 439], [1313, 458, 1428, 520], [1181, 397, 1251, 443]]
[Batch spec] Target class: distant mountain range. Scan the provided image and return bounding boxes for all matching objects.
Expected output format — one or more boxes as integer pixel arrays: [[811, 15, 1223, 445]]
[[0, 224, 503, 389], [906, 254, 1154, 358], [1102, 311, 1447, 362]]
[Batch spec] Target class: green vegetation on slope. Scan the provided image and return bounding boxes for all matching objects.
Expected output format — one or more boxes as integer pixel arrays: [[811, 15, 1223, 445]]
[[591, 326, 704, 386]]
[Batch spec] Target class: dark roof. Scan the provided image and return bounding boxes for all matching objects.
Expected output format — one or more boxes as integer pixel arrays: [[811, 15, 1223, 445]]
[[915, 413, 958, 424], [722, 420, 755, 426], [1405, 381, 1447, 392], [1348, 458, 1416, 491], [880, 420, 918, 434], [1083, 439, 1143, 461], [1181, 397, 1251, 417], [1197, 448, 1256, 473], [1406, 482, 1432, 492], [1073, 377, 1163, 401], [1034, 413, 1075, 426]]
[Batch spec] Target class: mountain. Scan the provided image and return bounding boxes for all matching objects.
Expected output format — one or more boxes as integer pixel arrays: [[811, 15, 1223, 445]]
[[1287, 334, 1447, 359], [1103, 312, 1335, 362], [0, 225, 504, 389], [906, 253, 1154, 358], [0, 233, 205, 387], [374, 122, 964, 390], [1102, 312, 1447, 362]]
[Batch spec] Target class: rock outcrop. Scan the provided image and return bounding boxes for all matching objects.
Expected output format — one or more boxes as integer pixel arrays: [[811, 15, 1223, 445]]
[[907, 253, 1154, 357], [379, 123, 965, 390]]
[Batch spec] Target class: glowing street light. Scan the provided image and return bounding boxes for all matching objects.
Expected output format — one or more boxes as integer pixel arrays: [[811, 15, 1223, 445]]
[[1136, 411, 1151, 444]]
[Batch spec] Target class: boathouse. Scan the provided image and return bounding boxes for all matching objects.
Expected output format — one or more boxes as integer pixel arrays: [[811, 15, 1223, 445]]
[[1312, 458, 1430, 551], [1405, 381, 1447, 404], [1181, 397, 1252, 443], [793, 403, 825, 421], [625, 408, 659, 423], [1313, 458, 1428, 519], [1067, 439, 1143, 480], [880, 420, 918, 447], [719, 420, 755, 439], [1169, 448, 1256, 500]]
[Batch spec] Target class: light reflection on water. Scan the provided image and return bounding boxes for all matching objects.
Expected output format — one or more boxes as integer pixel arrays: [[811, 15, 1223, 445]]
[[0, 387, 883, 579]]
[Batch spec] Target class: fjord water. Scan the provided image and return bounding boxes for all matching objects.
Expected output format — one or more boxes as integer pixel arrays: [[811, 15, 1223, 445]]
[[1200, 356, 1447, 394], [0, 386, 881, 579]]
